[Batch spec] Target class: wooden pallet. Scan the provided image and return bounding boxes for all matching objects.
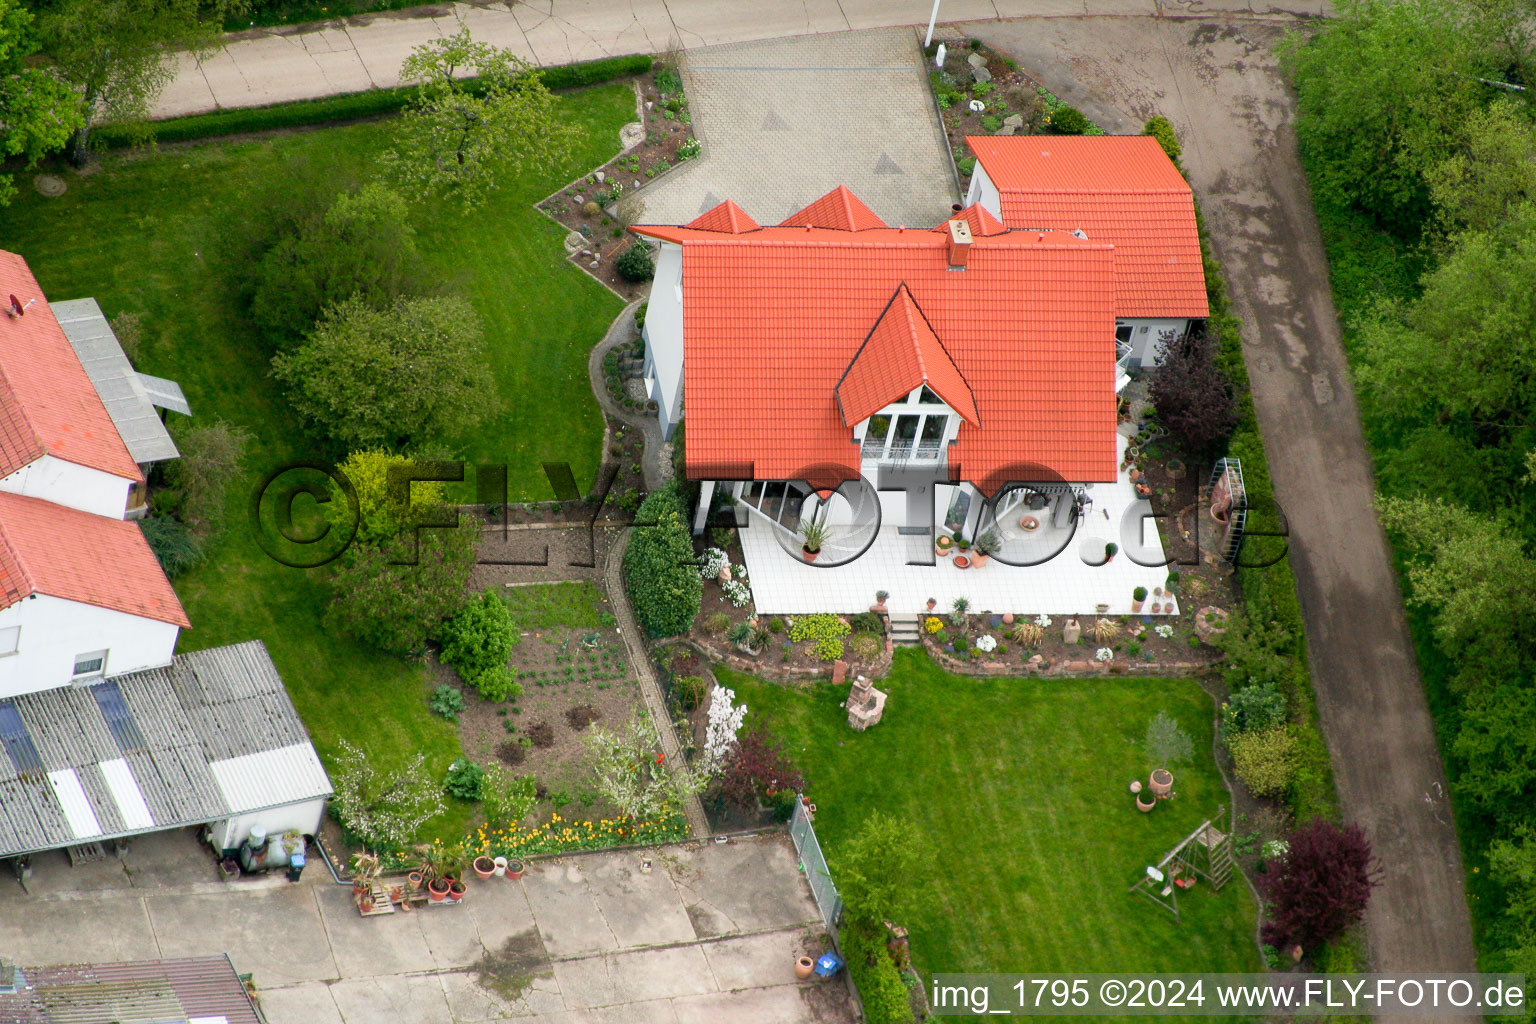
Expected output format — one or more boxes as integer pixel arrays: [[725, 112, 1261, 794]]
[[356, 884, 395, 917]]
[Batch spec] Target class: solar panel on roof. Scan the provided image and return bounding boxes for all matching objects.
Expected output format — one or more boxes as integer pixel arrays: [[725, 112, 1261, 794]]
[[91, 681, 149, 754], [0, 701, 43, 777]]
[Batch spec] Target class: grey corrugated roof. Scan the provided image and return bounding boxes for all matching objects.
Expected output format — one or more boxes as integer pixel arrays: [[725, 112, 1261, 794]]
[[50, 298, 185, 465], [134, 373, 190, 416], [0, 641, 330, 858]]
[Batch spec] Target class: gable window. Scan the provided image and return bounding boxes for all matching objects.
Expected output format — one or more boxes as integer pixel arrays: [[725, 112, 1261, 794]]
[[1115, 322, 1133, 345], [918, 385, 945, 405], [0, 627, 17, 657], [72, 650, 107, 679]]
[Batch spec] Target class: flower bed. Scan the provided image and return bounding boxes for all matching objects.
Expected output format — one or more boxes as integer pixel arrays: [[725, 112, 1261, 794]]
[[464, 810, 689, 859], [920, 606, 1223, 675]]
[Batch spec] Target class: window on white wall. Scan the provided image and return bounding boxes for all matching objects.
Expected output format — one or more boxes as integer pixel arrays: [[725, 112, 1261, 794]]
[[72, 650, 107, 679], [0, 626, 17, 656]]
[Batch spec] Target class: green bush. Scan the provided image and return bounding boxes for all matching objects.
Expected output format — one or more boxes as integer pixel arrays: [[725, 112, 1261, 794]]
[[616, 242, 655, 282], [624, 484, 703, 637], [841, 922, 915, 1024], [1223, 680, 1287, 736], [674, 675, 707, 711], [139, 514, 201, 577], [444, 758, 487, 801], [788, 614, 851, 661], [849, 611, 883, 635], [1143, 115, 1181, 163], [704, 612, 732, 636], [429, 684, 467, 721], [849, 634, 881, 660], [97, 54, 653, 149], [634, 301, 648, 331], [1049, 105, 1090, 135], [981, 114, 1003, 132], [1230, 726, 1299, 799], [438, 591, 521, 701]]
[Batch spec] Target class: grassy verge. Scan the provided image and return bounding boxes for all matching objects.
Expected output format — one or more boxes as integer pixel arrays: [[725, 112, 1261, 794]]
[[721, 649, 1261, 998], [5, 85, 636, 841]]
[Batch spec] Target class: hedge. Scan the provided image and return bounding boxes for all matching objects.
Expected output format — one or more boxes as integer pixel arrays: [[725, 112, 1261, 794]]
[[841, 922, 916, 1024], [96, 53, 653, 149], [623, 482, 702, 638]]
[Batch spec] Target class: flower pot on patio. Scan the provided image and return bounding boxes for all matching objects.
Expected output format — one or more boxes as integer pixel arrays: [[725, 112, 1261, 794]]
[[407, 870, 425, 893], [1150, 769, 1174, 798], [506, 859, 525, 880], [796, 956, 816, 980], [474, 856, 496, 880], [448, 880, 467, 902], [1132, 587, 1147, 613], [428, 878, 450, 902], [802, 546, 819, 563], [953, 555, 971, 570], [493, 856, 508, 877], [970, 551, 990, 568], [935, 536, 953, 558], [1019, 515, 1039, 532]]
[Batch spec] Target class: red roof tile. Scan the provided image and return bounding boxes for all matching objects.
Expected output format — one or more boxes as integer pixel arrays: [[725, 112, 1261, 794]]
[[0, 490, 189, 627], [783, 185, 889, 231], [687, 199, 760, 233], [0, 250, 143, 481], [966, 136, 1208, 319], [836, 284, 979, 427], [634, 191, 1118, 488]]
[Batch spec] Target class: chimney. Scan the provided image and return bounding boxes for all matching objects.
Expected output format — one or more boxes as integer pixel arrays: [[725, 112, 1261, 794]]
[[946, 218, 972, 269]]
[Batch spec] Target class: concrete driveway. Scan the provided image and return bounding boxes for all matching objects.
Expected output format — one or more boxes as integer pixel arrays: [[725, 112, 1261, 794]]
[[635, 29, 958, 228], [0, 830, 854, 1024], [963, 12, 1476, 989]]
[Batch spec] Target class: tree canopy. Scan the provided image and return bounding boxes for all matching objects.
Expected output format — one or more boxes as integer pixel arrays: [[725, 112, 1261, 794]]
[[0, 0, 81, 203]]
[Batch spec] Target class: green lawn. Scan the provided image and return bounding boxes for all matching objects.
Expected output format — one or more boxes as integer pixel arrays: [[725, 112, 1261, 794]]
[[3, 85, 636, 840], [720, 649, 1260, 986]]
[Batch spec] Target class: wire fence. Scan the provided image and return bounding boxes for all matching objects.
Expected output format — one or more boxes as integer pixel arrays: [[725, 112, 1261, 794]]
[[790, 794, 844, 937]]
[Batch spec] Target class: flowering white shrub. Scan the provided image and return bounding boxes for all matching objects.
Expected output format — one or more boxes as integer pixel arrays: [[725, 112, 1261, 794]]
[[1262, 839, 1290, 862], [1095, 647, 1114, 662], [1034, 614, 1053, 628], [974, 634, 997, 653], [1155, 624, 1175, 639], [330, 740, 444, 847], [721, 578, 751, 607], [699, 547, 728, 580], [702, 685, 747, 772]]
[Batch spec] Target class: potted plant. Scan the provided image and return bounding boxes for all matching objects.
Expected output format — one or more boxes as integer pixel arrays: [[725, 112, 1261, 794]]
[[1104, 542, 1118, 563], [448, 878, 468, 902], [1144, 711, 1191, 800], [428, 876, 451, 902], [1132, 586, 1147, 613], [935, 535, 953, 558], [799, 518, 828, 562], [871, 590, 889, 613], [953, 554, 971, 570], [473, 855, 497, 880], [971, 529, 1000, 568], [506, 858, 525, 880], [926, 597, 938, 611], [955, 535, 971, 554]]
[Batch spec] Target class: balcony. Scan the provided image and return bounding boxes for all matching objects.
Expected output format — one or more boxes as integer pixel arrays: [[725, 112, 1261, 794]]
[[861, 436, 945, 464]]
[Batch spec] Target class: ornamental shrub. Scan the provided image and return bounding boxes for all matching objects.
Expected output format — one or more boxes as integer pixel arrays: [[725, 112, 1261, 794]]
[[444, 758, 487, 801], [438, 590, 521, 700], [840, 922, 915, 1024], [624, 484, 703, 637], [429, 684, 467, 720], [1230, 725, 1299, 798], [1148, 324, 1239, 461], [788, 613, 851, 661], [1223, 680, 1287, 736], [1258, 819, 1379, 951], [849, 634, 881, 660], [1143, 115, 1181, 163], [849, 611, 883, 635], [1049, 104, 1090, 135], [139, 515, 201, 577], [616, 241, 655, 281]]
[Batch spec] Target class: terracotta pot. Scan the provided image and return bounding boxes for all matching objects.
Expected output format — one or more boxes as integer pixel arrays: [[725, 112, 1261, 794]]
[[802, 546, 819, 563], [359, 892, 375, 912], [449, 880, 467, 901], [1150, 768, 1174, 797], [953, 555, 971, 570], [1131, 599, 1143, 613], [407, 870, 425, 892], [795, 956, 816, 980], [1150, 602, 1162, 614], [1136, 793, 1156, 813], [428, 878, 450, 903], [926, 600, 937, 611], [970, 551, 989, 568], [1019, 515, 1039, 531], [473, 856, 496, 880], [506, 859, 525, 880], [935, 542, 953, 558]]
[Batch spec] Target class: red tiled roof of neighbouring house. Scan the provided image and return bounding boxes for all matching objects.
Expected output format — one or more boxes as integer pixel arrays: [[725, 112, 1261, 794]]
[[782, 185, 889, 231], [836, 284, 980, 428], [965, 135, 1208, 318], [687, 199, 760, 233], [634, 190, 1119, 489], [0, 250, 143, 482], [0, 490, 189, 627]]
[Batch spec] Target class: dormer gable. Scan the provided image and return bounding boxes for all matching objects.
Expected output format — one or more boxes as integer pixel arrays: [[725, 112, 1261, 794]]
[[686, 199, 760, 233], [782, 185, 888, 231], [835, 284, 979, 428]]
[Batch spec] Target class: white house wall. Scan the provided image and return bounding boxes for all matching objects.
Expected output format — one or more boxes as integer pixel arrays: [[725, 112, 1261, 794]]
[[0, 454, 131, 519], [212, 798, 328, 853], [0, 594, 178, 699], [966, 164, 1002, 220], [644, 241, 686, 438], [1122, 318, 1190, 368]]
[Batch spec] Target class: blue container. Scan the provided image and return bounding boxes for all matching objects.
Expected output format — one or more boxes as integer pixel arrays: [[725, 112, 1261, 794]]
[[814, 952, 844, 978]]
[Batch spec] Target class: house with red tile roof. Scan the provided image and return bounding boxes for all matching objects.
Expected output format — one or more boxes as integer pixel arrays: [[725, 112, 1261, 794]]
[[631, 159, 1205, 616], [965, 135, 1207, 370]]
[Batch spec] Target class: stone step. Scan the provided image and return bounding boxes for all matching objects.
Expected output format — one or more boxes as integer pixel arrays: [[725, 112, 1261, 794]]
[[889, 615, 923, 645]]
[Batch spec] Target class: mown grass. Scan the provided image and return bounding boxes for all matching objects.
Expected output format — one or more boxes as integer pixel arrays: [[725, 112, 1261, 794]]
[[4, 84, 636, 840], [720, 649, 1260, 1012], [503, 581, 612, 631]]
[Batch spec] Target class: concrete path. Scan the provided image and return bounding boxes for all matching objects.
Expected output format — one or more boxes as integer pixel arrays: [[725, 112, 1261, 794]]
[[964, 13, 1476, 991], [638, 29, 957, 227], [155, 0, 1332, 119], [0, 829, 850, 1023]]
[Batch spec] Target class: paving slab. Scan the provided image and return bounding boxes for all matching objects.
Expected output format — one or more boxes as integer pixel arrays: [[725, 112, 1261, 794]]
[[145, 884, 339, 987], [255, 981, 346, 1024], [315, 881, 434, 979], [328, 972, 455, 1024], [669, 984, 830, 1024], [0, 894, 159, 964], [670, 836, 820, 936], [552, 944, 716, 1009], [700, 931, 811, 991]]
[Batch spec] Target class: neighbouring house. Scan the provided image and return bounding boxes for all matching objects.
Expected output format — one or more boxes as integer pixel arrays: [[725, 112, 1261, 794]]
[[0, 953, 261, 1024], [0, 251, 330, 867], [631, 138, 1206, 616], [966, 135, 1208, 369]]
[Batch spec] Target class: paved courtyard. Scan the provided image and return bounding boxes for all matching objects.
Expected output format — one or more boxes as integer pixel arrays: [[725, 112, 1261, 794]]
[[635, 29, 959, 228], [0, 830, 854, 1024]]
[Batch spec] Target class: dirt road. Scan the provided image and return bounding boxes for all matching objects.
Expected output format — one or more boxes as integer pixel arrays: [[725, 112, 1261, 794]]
[[967, 13, 1476, 990]]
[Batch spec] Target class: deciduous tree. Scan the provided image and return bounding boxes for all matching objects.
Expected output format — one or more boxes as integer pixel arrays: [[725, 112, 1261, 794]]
[[1146, 327, 1238, 462], [1258, 819, 1379, 952], [0, 0, 82, 203], [330, 740, 445, 848], [583, 711, 707, 820]]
